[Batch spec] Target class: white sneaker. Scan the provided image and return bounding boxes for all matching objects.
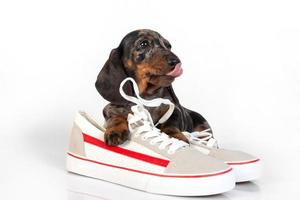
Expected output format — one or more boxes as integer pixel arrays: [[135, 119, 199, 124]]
[[119, 77, 260, 183], [66, 78, 235, 196], [183, 130, 261, 182], [120, 77, 261, 183]]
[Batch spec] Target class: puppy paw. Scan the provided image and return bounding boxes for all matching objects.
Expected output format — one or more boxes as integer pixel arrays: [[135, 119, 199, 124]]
[[104, 129, 129, 146], [172, 132, 189, 143], [160, 126, 189, 143]]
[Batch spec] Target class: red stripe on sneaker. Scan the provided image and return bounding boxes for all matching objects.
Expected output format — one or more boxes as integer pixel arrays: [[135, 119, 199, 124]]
[[68, 152, 233, 178], [227, 158, 260, 165], [82, 133, 170, 167]]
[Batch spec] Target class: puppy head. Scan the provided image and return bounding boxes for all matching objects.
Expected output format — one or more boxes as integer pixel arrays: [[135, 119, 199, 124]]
[[122, 29, 182, 93], [96, 29, 182, 104]]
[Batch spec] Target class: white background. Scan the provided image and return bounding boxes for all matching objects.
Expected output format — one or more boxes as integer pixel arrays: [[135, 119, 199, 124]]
[[1, 0, 300, 199]]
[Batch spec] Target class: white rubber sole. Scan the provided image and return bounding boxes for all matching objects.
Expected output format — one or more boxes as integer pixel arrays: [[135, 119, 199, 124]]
[[228, 159, 261, 182], [66, 153, 235, 196]]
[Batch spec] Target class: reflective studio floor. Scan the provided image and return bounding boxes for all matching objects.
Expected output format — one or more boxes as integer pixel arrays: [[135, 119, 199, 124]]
[[1, 127, 299, 200]]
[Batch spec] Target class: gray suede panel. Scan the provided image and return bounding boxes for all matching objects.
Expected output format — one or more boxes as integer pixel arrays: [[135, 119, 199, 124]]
[[130, 133, 229, 174], [192, 143, 257, 163], [209, 148, 256, 163], [69, 123, 86, 156], [164, 148, 230, 174]]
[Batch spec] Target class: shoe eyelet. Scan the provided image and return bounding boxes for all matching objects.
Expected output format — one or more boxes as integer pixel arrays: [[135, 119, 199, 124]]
[[158, 145, 165, 150], [167, 150, 175, 154], [149, 140, 156, 145], [141, 136, 147, 141]]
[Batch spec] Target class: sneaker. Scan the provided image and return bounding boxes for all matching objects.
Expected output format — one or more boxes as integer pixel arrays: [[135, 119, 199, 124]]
[[119, 77, 260, 183], [66, 78, 235, 196], [182, 130, 261, 182]]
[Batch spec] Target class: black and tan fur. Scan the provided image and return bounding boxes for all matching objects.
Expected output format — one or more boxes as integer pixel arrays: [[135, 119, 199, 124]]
[[96, 29, 211, 146]]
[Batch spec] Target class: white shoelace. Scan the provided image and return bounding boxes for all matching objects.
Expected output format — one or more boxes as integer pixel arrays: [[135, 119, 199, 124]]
[[183, 129, 218, 148], [119, 78, 188, 154]]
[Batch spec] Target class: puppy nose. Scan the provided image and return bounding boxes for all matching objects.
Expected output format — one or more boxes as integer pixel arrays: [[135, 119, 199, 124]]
[[168, 58, 180, 66]]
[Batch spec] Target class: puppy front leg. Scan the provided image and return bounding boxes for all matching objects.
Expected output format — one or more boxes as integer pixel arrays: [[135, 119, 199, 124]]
[[187, 109, 212, 133], [160, 126, 189, 143], [105, 116, 129, 146]]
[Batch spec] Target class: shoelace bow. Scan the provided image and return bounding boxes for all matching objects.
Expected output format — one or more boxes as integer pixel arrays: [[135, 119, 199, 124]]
[[119, 78, 188, 154]]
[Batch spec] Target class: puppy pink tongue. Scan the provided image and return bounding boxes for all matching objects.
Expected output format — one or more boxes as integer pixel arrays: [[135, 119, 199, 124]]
[[167, 63, 183, 77]]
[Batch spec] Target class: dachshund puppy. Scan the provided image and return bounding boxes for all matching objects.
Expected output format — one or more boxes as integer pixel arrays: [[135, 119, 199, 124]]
[[96, 29, 211, 146]]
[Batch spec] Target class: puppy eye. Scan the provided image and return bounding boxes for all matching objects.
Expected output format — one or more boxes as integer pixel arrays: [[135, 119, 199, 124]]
[[139, 40, 149, 49]]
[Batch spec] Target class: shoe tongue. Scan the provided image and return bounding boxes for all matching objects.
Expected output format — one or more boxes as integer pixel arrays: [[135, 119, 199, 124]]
[[131, 105, 147, 119], [207, 138, 218, 148]]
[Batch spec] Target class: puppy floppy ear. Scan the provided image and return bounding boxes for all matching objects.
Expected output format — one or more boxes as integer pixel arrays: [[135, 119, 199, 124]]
[[95, 48, 133, 104]]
